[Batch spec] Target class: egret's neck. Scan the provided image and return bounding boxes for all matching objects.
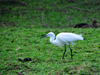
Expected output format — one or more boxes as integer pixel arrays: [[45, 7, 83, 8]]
[[50, 36, 55, 43], [49, 35, 62, 47]]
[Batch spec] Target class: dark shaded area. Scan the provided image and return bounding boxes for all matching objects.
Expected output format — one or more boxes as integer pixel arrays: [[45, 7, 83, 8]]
[[74, 23, 88, 28], [0, 0, 100, 27], [0, 0, 28, 15], [74, 20, 98, 28], [0, 0, 28, 27], [0, 0, 28, 6], [18, 58, 32, 63]]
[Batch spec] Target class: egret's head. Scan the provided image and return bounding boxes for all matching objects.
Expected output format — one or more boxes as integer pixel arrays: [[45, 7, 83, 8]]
[[41, 32, 54, 38]]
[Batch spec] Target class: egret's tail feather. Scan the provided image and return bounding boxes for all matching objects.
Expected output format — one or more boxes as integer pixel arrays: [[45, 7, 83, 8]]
[[79, 34, 83, 40], [79, 34, 82, 36]]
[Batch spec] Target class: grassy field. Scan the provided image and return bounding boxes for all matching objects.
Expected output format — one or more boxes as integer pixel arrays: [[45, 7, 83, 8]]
[[0, 0, 100, 75], [1, 0, 100, 28], [0, 27, 100, 75]]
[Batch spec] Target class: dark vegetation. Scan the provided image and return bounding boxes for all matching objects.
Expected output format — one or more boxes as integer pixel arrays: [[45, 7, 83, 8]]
[[18, 58, 32, 63], [74, 20, 98, 28], [0, 0, 100, 28]]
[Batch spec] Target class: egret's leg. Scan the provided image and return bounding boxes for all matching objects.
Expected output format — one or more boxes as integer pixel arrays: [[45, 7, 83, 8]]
[[62, 45, 66, 59], [68, 45, 73, 60]]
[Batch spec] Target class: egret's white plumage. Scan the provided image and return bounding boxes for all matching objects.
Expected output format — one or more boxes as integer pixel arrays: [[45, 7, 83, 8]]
[[42, 32, 83, 59]]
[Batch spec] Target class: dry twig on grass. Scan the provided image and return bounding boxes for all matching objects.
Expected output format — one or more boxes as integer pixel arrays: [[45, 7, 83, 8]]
[[42, 11, 49, 27]]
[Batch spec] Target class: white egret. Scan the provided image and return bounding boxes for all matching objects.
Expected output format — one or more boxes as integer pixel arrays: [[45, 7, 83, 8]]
[[42, 32, 83, 60]]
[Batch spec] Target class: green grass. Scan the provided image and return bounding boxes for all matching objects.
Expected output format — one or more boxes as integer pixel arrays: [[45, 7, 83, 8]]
[[0, 0, 100, 74], [0, 27, 100, 75]]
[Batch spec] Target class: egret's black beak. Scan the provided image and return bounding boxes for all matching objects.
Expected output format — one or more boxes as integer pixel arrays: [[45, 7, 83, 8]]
[[41, 35, 47, 38]]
